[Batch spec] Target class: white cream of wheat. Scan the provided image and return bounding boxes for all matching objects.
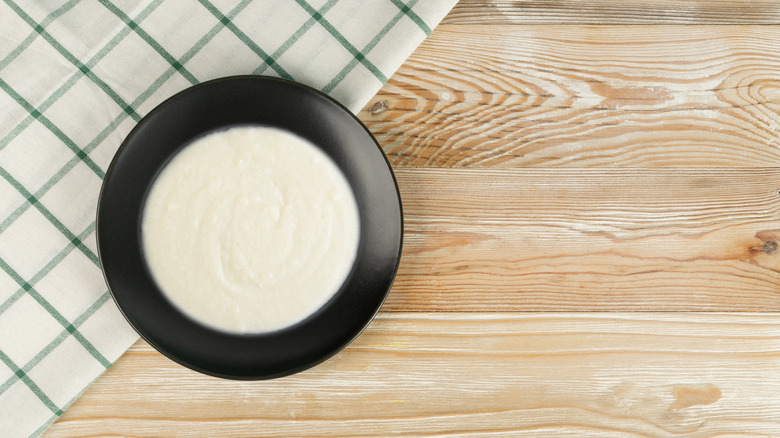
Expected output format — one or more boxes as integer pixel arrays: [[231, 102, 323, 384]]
[[142, 126, 360, 334]]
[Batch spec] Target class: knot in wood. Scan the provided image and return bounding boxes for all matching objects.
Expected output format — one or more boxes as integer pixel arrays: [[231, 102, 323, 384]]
[[370, 100, 387, 115]]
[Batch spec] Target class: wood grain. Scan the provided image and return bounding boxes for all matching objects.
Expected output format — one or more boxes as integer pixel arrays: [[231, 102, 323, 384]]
[[444, 1, 780, 25], [361, 25, 780, 168], [46, 313, 780, 437], [46, 4, 780, 437], [386, 167, 780, 312]]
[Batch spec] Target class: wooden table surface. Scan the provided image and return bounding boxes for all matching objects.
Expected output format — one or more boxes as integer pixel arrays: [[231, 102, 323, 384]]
[[47, 1, 780, 436]]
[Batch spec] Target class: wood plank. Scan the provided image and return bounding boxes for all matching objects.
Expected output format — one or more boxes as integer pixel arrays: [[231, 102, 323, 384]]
[[361, 25, 780, 168], [47, 313, 780, 437], [386, 168, 780, 312], [445, 0, 780, 25]]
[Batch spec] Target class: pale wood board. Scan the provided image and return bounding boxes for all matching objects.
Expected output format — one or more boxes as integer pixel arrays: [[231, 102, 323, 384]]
[[47, 3, 780, 437], [445, 1, 780, 25], [361, 25, 780, 168], [47, 313, 780, 437], [386, 168, 780, 312]]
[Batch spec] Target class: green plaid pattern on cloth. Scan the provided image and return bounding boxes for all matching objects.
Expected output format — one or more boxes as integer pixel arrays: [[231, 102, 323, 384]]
[[0, 0, 456, 436]]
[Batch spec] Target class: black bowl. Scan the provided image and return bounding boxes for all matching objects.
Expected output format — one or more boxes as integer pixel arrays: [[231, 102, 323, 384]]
[[97, 76, 403, 379]]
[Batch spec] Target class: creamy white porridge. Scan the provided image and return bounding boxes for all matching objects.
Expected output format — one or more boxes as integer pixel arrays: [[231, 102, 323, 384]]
[[142, 126, 360, 334]]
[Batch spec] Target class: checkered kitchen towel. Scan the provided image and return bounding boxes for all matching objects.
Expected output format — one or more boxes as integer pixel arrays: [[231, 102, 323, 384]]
[[0, 0, 456, 436]]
